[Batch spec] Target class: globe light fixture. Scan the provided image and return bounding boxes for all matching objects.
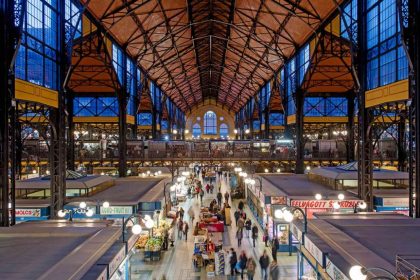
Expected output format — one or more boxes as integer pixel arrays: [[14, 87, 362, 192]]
[[274, 209, 284, 219], [264, 168, 269, 173], [102, 201, 110, 208], [185, 129, 189, 134], [245, 129, 250, 134], [173, 129, 178, 134], [131, 224, 142, 235], [145, 219, 155, 229], [276, 168, 281, 173], [283, 210, 294, 222], [79, 202, 87, 209], [306, 166, 311, 171], [234, 129, 238, 134], [58, 210, 66, 218], [315, 193, 322, 200], [358, 201, 367, 210], [349, 266, 367, 280], [86, 209, 94, 217], [338, 193, 345, 201]]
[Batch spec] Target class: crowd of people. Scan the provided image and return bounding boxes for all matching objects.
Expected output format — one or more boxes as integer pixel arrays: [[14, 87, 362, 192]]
[[168, 168, 284, 279]]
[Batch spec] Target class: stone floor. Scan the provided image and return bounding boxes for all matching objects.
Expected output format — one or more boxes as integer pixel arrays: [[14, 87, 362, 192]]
[[130, 173, 298, 280]]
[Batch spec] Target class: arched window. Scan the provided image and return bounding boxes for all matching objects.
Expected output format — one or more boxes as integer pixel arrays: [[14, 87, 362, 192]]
[[220, 123, 229, 138], [192, 123, 201, 137], [204, 111, 217, 134]]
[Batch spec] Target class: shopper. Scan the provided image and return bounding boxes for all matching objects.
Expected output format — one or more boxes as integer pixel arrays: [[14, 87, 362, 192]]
[[163, 228, 169, 250], [217, 191, 223, 207], [245, 218, 252, 238], [236, 228, 243, 246], [179, 207, 184, 221], [246, 257, 256, 280], [178, 219, 183, 239], [234, 210, 240, 226], [238, 251, 247, 279], [259, 250, 270, 280], [224, 191, 230, 203], [238, 200, 244, 211], [229, 248, 238, 276], [183, 220, 189, 241], [272, 237, 279, 262], [200, 188, 204, 204], [205, 183, 210, 194], [252, 223, 259, 247], [237, 216, 245, 231], [269, 260, 280, 280], [263, 223, 269, 247]]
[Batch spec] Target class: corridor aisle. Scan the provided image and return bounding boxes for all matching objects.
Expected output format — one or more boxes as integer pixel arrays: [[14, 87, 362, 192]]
[[130, 172, 297, 279]]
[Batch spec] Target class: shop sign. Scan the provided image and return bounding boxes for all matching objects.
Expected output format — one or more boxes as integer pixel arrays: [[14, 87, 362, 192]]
[[291, 200, 360, 209], [382, 197, 409, 207], [100, 206, 133, 215], [325, 257, 350, 280], [108, 246, 126, 276], [95, 265, 107, 280], [304, 236, 324, 266], [290, 223, 303, 243], [15, 208, 41, 217], [271, 196, 287, 205]]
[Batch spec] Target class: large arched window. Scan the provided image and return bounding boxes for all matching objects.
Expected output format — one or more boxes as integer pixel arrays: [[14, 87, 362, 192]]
[[220, 123, 229, 138], [204, 111, 217, 134], [192, 123, 201, 137]]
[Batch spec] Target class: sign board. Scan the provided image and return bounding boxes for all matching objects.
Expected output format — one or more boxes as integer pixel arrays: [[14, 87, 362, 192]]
[[291, 200, 360, 209], [15, 209, 41, 217], [100, 206, 133, 215], [382, 197, 409, 207], [304, 235, 324, 266], [108, 246, 126, 276], [271, 196, 287, 205], [325, 256, 350, 280]]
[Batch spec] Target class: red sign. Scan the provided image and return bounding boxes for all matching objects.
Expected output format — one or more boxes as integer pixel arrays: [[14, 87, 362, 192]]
[[291, 200, 360, 209], [14, 209, 41, 217]]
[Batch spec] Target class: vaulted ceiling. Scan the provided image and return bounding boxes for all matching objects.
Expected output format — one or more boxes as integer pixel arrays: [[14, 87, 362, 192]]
[[81, 0, 344, 112]]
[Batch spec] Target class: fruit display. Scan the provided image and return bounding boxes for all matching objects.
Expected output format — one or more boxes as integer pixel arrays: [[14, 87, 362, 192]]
[[135, 235, 149, 249], [145, 237, 163, 252]]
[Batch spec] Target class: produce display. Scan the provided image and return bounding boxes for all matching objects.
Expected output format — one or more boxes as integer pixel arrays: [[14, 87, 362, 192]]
[[135, 235, 149, 249], [145, 237, 163, 252]]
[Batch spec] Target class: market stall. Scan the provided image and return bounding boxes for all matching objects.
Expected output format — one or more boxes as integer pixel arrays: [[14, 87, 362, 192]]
[[192, 228, 224, 277], [198, 206, 225, 232]]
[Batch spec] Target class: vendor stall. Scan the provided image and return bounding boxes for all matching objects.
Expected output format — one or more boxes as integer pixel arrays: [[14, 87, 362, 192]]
[[192, 230, 223, 277]]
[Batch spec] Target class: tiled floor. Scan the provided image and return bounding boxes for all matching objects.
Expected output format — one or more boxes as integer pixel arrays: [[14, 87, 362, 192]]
[[130, 173, 298, 279]]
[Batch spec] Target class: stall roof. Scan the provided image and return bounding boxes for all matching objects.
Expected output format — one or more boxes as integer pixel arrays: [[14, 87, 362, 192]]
[[310, 164, 409, 180], [297, 214, 420, 278], [68, 177, 164, 206], [16, 175, 114, 189], [261, 174, 358, 199], [0, 220, 119, 280]]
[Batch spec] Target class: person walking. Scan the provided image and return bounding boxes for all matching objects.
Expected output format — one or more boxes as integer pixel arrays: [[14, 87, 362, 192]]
[[252, 223, 259, 247], [259, 250, 270, 280], [177, 219, 183, 240], [229, 248, 238, 276], [237, 216, 245, 231], [217, 191, 223, 207], [263, 223, 269, 247], [183, 221, 189, 241], [234, 210, 240, 226], [272, 237, 279, 262], [238, 251, 247, 279], [246, 257, 256, 280], [245, 218, 252, 238], [269, 260, 280, 280], [236, 228, 243, 247], [179, 207, 184, 221], [224, 191, 230, 203], [199, 188, 204, 204]]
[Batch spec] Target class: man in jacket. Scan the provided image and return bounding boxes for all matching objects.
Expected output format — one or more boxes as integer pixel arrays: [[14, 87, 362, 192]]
[[259, 250, 270, 280], [251, 224, 258, 247]]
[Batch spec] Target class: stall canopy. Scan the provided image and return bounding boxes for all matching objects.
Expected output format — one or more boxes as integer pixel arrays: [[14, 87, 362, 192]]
[[310, 162, 409, 181], [81, 0, 345, 111]]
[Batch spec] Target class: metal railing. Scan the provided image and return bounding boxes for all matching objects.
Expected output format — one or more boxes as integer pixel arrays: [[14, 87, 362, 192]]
[[396, 255, 420, 280]]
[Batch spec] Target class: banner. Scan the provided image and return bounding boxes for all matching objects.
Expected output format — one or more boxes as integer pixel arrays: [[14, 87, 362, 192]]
[[291, 200, 361, 209], [15, 209, 41, 217], [100, 206, 133, 215]]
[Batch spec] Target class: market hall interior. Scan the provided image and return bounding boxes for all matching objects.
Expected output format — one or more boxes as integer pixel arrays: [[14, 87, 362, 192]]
[[0, 0, 420, 279]]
